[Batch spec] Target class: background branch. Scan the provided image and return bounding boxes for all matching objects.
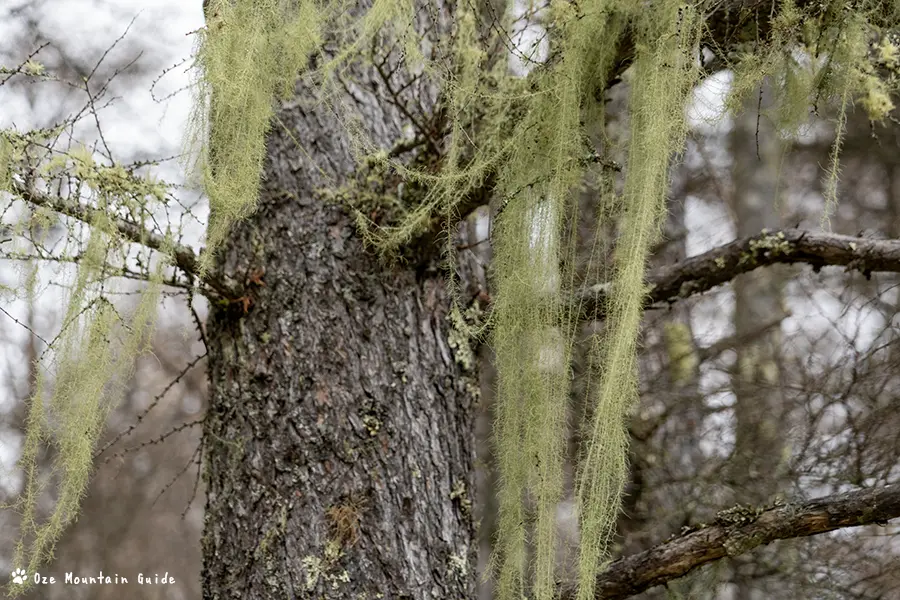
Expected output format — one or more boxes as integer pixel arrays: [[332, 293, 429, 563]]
[[580, 229, 900, 318], [591, 485, 900, 599]]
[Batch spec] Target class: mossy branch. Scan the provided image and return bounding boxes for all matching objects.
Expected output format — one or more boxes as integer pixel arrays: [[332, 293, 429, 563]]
[[579, 228, 900, 318], [587, 484, 900, 599], [9, 179, 239, 299]]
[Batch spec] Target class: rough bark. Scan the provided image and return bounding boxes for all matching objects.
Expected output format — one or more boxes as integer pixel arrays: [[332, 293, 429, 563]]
[[200, 8, 478, 598]]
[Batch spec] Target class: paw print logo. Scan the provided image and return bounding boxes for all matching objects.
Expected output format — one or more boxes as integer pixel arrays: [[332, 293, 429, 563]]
[[10, 569, 26, 584]]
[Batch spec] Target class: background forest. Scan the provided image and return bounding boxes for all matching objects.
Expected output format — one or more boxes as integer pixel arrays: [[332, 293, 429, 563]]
[[0, 0, 898, 599]]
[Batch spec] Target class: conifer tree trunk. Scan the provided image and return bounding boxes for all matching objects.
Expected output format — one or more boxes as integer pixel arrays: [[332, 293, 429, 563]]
[[728, 82, 790, 600], [199, 16, 478, 597], [729, 83, 788, 503]]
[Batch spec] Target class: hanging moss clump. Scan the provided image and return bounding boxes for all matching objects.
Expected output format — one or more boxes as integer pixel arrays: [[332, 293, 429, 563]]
[[575, 5, 701, 597], [1, 134, 172, 595], [183, 0, 900, 597], [186, 0, 323, 275]]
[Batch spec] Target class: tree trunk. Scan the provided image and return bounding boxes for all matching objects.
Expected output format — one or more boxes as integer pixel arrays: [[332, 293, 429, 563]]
[[728, 82, 790, 600], [729, 83, 789, 503], [200, 22, 478, 598]]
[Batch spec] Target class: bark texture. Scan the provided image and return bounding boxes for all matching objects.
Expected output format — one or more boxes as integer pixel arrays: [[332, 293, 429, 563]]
[[200, 9, 478, 597]]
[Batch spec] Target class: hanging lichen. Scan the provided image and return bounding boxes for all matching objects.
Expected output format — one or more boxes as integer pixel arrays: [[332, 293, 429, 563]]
[[1, 135, 171, 595], [724, 0, 899, 227], [185, 0, 323, 275], [6, 0, 899, 596], [489, 1, 627, 597], [575, 5, 701, 597]]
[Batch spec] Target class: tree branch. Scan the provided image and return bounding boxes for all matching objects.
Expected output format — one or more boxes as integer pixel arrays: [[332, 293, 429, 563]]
[[591, 485, 900, 599], [579, 229, 900, 318], [10, 180, 239, 299]]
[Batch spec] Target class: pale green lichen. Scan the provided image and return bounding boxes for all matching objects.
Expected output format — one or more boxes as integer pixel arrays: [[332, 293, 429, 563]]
[[878, 38, 898, 68], [300, 556, 324, 590], [41, 145, 169, 206], [4, 124, 171, 594], [324, 539, 343, 562], [447, 553, 468, 578], [663, 321, 698, 387], [450, 480, 467, 502], [575, 5, 702, 598], [299, 541, 351, 592], [22, 60, 45, 76], [739, 232, 794, 265], [361, 415, 381, 436], [447, 303, 483, 371], [186, 0, 323, 276], [715, 503, 764, 527], [861, 78, 895, 121]]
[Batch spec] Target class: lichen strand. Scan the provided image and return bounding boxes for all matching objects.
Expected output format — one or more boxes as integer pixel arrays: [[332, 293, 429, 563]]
[[575, 4, 702, 598], [488, 1, 629, 595], [13, 241, 167, 588], [187, 0, 323, 275], [176, 0, 900, 598], [1, 124, 173, 593]]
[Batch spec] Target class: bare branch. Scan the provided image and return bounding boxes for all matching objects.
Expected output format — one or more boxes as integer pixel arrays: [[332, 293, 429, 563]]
[[591, 485, 900, 599], [579, 229, 900, 318]]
